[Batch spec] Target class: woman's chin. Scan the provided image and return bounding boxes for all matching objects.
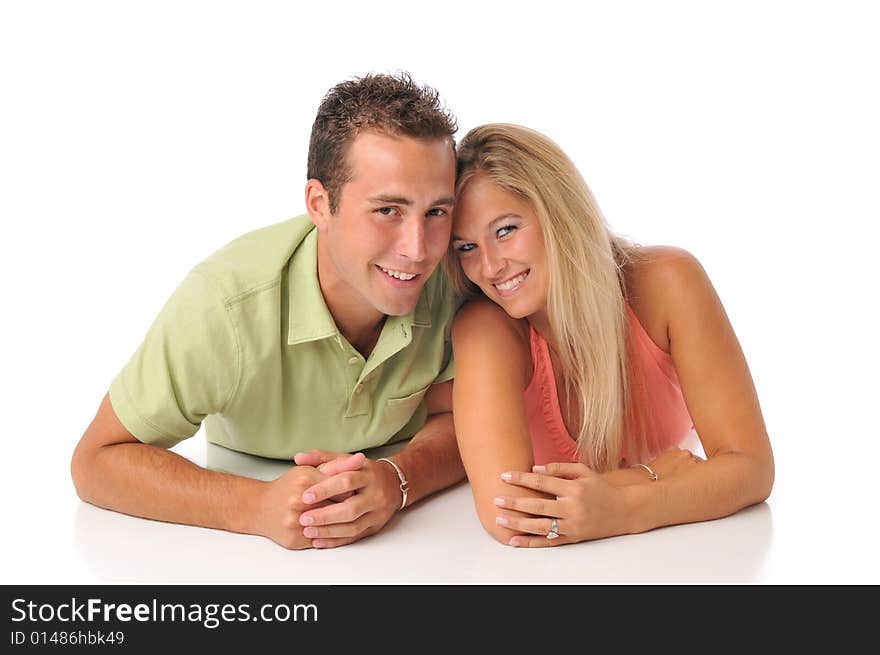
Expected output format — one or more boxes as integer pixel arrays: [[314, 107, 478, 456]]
[[474, 284, 536, 319], [495, 296, 534, 319]]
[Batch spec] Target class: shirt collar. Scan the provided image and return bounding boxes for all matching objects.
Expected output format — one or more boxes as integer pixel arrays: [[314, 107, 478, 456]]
[[286, 228, 433, 346], [287, 228, 338, 345], [410, 279, 433, 328]]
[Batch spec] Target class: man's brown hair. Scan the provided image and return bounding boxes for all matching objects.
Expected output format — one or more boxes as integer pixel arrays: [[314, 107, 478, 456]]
[[307, 72, 458, 213]]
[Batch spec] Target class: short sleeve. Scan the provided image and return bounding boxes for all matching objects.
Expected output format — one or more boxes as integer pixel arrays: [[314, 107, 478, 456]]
[[431, 273, 462, 385], [434, 340, 455, 383], [109, 268, 240, 448]]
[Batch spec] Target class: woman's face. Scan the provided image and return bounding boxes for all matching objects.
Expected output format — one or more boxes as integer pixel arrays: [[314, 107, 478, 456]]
[[452, 174, 549, 319]]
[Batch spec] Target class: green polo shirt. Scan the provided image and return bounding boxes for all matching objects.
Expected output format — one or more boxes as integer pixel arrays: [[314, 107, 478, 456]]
[[109, 215, 460, 459]]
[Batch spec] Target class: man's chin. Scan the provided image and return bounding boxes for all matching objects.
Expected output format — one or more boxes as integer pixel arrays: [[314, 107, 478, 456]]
[[379, 303, 419, 317], [369, 280, 426, 317], [375, 294, 421, 317]]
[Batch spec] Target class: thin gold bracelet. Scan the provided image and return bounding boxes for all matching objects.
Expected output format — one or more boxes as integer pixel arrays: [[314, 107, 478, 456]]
[[631, 463, 659, 481]]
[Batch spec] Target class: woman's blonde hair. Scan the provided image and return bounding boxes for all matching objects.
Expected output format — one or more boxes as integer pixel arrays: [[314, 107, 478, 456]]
[[445, 123, 649, 471]]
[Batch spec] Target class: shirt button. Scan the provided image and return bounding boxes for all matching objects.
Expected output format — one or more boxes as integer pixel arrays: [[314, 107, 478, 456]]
[[348, 356, 359, 365], [355, 385, 363, 394]]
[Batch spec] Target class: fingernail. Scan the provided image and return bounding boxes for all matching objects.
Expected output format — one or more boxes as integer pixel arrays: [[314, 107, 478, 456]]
[[495, 516, 508, 526], [493, 497, 505, 507], [532, 465, 546, 473], [509, 538, 522, 547], [303, 492, 315, 503], [501, 472, 512, 481], [300, 515, 314, 526], [303, 527, 318, 538]]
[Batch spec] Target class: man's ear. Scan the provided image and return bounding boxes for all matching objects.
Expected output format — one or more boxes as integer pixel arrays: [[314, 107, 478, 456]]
[[305, 179, 331, 230]]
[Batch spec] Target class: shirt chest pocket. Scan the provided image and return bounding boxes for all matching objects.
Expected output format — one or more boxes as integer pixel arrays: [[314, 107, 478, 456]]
[[381, 385, 431, 437]]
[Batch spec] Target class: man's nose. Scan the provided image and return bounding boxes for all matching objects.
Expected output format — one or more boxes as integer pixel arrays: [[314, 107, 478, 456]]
[[397, 217, 426, 262]]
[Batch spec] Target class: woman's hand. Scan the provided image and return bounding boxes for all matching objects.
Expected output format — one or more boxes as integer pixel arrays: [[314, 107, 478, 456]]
[[494, 463, 636, 547]]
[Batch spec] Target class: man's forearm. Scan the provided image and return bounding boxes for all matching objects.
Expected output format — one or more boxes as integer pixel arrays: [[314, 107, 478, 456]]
[[72, 440, 266, 535], [385, 412, 465, 507]]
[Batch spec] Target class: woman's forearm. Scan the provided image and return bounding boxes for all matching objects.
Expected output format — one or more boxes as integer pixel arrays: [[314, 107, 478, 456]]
[[623, 450, 774, 534]]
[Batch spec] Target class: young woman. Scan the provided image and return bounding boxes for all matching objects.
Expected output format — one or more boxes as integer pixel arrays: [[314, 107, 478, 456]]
[[448, 124, 774, 547]]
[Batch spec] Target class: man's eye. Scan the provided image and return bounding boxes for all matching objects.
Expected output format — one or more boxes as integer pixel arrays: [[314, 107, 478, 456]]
[[426, 208, 449, 218], [377, 207, 398, 216], [497, 225, 517, 238], [456, 243, 476, 253]]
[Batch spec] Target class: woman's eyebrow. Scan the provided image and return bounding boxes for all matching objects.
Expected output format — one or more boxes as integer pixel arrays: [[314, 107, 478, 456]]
[[453, 213, 521, 240], [488, 212, 521, 225]]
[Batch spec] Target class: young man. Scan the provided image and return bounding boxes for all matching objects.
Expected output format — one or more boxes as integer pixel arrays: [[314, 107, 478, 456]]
[[71, 73, 465, 550]]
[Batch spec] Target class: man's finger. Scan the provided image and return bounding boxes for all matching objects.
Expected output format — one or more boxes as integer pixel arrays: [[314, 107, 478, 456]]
[[302, 470, 368, 505], [293, 451, 365, 473], [294, 449, 343, 465], [302, 510, 372, 537], [311, 523, 379, 549], [300, 495, 370, 527], [318, 452, 366, 476]]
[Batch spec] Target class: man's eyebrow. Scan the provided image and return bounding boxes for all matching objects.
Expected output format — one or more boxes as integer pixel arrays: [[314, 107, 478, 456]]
[[368, 195, 413, 205], [367, 195, 455, 207]]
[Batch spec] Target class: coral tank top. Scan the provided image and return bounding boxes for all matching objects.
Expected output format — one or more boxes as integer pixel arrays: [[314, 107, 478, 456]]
[[524, 304, 694, 466]]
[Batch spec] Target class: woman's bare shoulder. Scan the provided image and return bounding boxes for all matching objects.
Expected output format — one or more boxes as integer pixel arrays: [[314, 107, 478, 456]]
[[624, 246, 712, 352], [453, 296, 530, 343], [452, 297, 532, 384]]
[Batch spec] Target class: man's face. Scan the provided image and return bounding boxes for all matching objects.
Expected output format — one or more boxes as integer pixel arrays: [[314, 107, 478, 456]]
[[315, 131, 456, 319]]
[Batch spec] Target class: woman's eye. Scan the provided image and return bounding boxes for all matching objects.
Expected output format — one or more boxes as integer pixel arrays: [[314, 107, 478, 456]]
[[497, 224, 517, 238], [456, 243, 476, 253]]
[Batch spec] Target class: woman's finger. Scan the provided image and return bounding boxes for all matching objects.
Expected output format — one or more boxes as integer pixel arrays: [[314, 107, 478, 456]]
[[508, 534, 570, 548], [501, 470, 569, 496], [495, 513, 563, 537], [494, 495, 563, 517], [533, 462, 593, 479]]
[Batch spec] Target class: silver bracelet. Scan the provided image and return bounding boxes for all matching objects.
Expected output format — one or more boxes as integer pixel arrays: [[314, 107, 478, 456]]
[[376, 457, 409, 510], [631, 462, 659, 481]]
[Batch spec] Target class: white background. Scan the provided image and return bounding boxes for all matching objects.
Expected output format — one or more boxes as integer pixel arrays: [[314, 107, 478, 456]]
[[1, 0, 878, 584]]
